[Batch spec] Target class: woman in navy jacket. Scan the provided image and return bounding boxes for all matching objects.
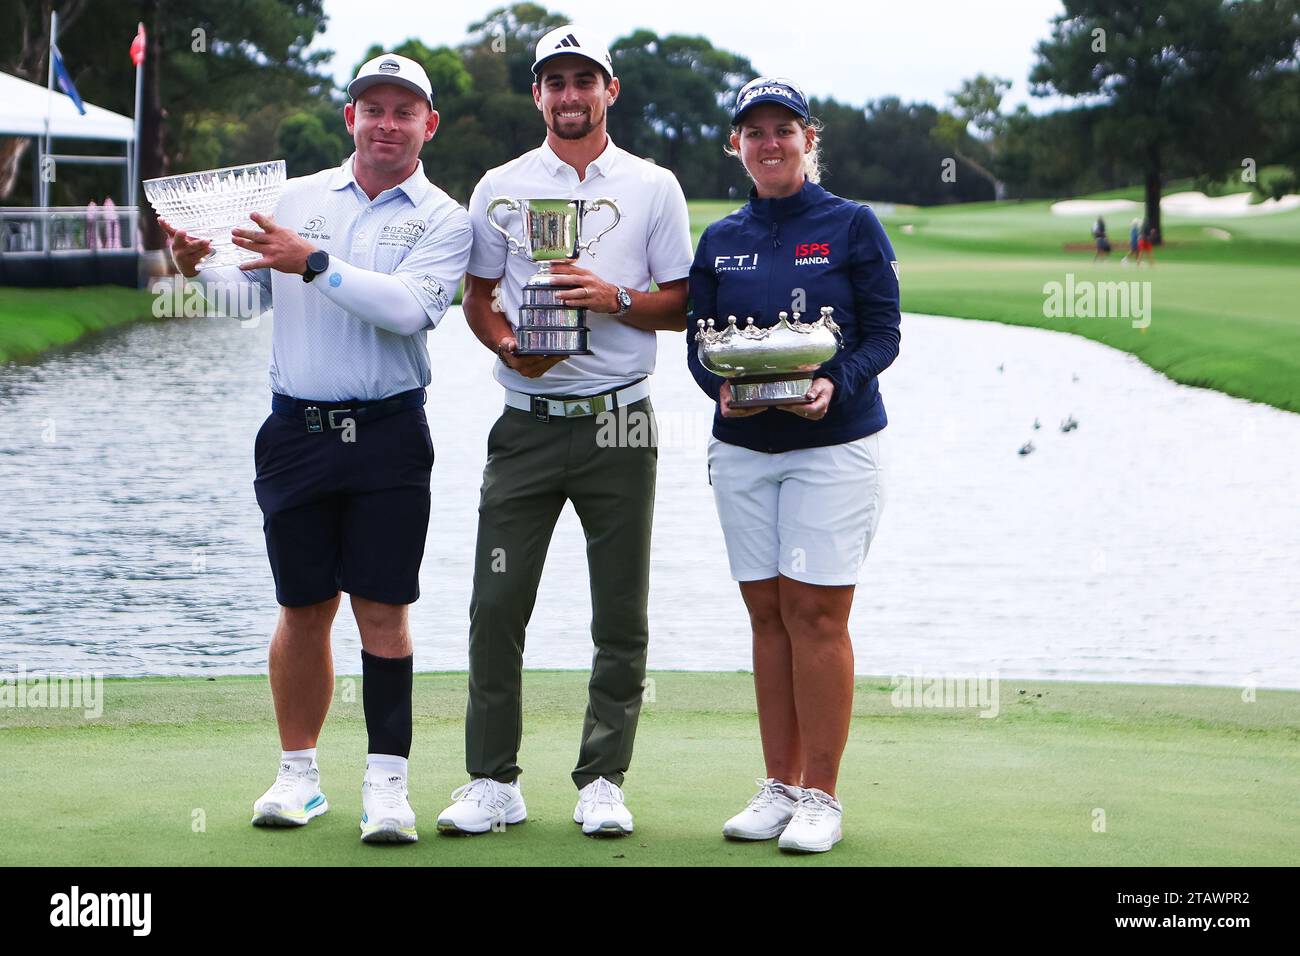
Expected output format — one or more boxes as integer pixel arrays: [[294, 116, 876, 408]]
[[687, 77, 901, 853]]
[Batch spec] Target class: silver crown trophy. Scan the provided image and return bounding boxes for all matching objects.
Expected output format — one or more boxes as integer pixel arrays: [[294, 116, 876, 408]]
[[486, 197, 621, 355], [143, 161, 286, 271], [695, 308, 843, 408]]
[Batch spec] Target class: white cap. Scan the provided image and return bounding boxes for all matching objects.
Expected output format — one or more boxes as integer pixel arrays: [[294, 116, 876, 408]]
[[348, 53, 434, 108], [531, 25, 615, 80]]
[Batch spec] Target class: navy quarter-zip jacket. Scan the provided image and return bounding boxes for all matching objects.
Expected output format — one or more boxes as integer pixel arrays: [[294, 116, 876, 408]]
[[686, 180, 901, 453]]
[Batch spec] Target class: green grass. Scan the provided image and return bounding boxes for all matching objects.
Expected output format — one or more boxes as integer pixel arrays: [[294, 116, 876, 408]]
[[0, 287, 155, 362], [687, 195, 1300, 414], [1, 671, 1296, 866]]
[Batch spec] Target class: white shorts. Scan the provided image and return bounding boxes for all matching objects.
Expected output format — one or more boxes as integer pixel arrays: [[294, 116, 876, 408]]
[[706, 430, 886, 586]]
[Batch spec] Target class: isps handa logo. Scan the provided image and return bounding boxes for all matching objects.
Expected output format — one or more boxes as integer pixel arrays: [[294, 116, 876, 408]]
[[794, 243, 830, 265]]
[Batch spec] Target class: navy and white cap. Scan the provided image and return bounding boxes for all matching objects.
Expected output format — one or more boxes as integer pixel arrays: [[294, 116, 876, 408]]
[[348, 53, 434, 108], [731, 76, 811, 124], [532, 25, 615, 80]]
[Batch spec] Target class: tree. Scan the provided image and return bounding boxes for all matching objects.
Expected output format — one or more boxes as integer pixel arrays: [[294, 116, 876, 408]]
[[277, 110, 342, 177], [606, 30, 754, 198], [932, 74, 1011, 199], [1029, 0, 1300, 241]]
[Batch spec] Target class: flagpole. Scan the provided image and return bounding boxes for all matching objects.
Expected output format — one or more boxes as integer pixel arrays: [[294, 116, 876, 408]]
[[130, 23, 144, 249], [42, 9, 57, 253]]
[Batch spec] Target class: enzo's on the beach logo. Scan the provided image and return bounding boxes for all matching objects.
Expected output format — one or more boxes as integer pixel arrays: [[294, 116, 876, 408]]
[[0, 667, 103, 719], [378, 218, 427, 248], [50, 886, 151, 936], [1042, 274, 1152, 329]]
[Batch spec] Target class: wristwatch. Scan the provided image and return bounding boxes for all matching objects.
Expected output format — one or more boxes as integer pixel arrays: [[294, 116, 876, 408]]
[[615, 286, 632, 315], [302, 249, 329, 283]]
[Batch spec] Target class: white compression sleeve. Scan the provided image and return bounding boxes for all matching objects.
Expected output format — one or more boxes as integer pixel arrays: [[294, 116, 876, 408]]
[[310, 256, 431, 336], [182, 265, 272, 323]]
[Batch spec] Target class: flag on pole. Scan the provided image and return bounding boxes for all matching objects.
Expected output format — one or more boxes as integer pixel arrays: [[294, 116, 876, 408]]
[[51, 43, 86, 115], [130, 24, 147, 66]]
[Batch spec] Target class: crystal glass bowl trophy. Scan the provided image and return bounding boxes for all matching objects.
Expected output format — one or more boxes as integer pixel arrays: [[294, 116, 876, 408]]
[[695, 307, 843, 407], [143, 160, 287, 271]]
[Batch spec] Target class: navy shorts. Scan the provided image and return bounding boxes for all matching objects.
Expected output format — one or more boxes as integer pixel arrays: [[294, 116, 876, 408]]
[[253, 402, 434, 607]]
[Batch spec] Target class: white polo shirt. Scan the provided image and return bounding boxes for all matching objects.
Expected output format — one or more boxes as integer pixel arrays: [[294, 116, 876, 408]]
[[242, 154, 471, 402], [466, 136, 694, 397]]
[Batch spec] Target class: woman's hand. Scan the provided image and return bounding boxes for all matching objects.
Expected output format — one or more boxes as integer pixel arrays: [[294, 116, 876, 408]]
[[719, 380, 768, 417], [777, 376, 834, 421]]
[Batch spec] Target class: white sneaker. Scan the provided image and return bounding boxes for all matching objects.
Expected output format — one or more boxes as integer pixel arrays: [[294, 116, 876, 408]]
[[777, 787, 843, 853], [360, 767, 418, 843], [436, 778, 527, 834], [573, 777, 633, 836], [722, 778, 802, 841], [251, 759, 328, 827]]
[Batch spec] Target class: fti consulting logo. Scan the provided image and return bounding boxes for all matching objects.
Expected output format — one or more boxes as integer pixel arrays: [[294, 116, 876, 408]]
[[714, 252, 760, 272]]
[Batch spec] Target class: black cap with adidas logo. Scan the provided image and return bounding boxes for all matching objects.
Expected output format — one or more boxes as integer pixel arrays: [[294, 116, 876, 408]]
[[531, 25, 615, 80]]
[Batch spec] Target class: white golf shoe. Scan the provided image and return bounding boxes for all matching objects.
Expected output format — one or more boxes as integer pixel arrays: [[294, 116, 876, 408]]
[[574, 777, 634, 836], [360, 766, 418, 844], [777, 787, 843, 853], [722, 778, 803, 841], [436, 778, 527, 834], [251, 760, 329, 827]]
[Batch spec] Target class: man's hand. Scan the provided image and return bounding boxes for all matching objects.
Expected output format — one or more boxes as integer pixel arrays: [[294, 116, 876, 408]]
[[232, 213, 316, 275], [719, 380, 768, 418], [777, 376, 835, 420], [546, 261, 620, 314], [157, 217, 211, 278], [496, 335, 568, 379]]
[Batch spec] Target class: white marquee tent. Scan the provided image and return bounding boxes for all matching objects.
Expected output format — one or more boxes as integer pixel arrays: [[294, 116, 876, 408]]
[[0, 70, 135, 141]]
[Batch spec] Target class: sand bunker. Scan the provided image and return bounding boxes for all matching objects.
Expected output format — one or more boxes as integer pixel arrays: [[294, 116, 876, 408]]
[[1052, 191, 1300, 217]]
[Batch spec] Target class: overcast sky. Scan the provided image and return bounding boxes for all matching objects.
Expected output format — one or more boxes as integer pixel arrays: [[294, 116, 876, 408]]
[[312, 0, 1074, 113]]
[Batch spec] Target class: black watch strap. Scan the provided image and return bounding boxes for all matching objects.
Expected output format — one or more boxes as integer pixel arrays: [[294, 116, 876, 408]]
[[303, 250, 329, 283]]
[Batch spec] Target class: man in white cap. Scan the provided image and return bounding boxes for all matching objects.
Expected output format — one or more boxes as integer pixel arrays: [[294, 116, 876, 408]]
[[159, 52, 472, 846], [435, 26, 693, 839]]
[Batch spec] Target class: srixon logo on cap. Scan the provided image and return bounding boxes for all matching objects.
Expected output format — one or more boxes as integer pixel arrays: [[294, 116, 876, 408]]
[[741, 85, 795, 108], [378, 59, 400, 73]]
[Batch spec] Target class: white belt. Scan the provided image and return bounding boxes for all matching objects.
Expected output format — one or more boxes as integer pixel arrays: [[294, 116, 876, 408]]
[[504, 378, 651, 420]]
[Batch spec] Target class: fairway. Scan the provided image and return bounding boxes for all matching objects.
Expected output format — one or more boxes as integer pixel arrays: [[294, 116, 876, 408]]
[[2, 671, 1296, 866], [688, 193, 1300, 415], [0, 287, 155, 363]]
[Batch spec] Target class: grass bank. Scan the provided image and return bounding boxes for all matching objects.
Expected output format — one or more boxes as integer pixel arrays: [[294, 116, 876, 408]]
[[1, 671, 1295, 866], [0, 287, 155, 363], [687, 197, 1300, 414]]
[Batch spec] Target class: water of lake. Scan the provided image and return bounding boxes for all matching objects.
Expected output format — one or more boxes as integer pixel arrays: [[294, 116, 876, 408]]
[[2, 307, 1296, 688]]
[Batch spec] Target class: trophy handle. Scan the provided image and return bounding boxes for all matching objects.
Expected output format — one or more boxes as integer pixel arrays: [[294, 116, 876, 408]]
[[486, 197, 523, 255], [578, 198, 621, 256]]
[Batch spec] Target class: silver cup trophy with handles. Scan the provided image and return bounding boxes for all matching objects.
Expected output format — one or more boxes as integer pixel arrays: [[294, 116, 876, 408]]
[[486, 197, 621, 355], [143, 160, 286, 271], [695, 307, 843, 407]]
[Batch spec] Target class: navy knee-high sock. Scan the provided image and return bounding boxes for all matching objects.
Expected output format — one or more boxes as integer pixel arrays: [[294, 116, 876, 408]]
[[361, 649, 413, 759]]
